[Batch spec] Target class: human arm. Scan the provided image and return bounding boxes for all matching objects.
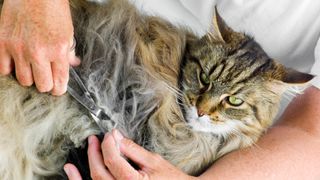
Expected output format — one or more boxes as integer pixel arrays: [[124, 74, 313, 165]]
[[0, 0, 79, 95]]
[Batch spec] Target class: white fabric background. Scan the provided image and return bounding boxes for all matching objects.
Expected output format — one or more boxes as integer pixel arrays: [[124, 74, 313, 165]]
[[126, 0, 320, 116], [129, 0, 320, 87], [95, 0, 320, 115]]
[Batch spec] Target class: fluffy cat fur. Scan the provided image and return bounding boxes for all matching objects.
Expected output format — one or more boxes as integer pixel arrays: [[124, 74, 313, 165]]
[[0, 0, 313, 179]]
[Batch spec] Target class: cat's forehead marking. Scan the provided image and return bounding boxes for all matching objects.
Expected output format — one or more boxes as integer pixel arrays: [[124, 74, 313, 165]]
[[208, 49, 270, 85], [195, 37, 268, 74], [193, 44, 226, 71]]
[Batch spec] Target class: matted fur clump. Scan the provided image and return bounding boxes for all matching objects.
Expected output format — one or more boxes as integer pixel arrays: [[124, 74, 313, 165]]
[[0, 0, 313, 179]]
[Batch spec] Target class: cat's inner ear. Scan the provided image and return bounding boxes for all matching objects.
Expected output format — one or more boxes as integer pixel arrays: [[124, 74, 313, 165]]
[[207, 6, 235, 43], [281, 68, 314, 84]]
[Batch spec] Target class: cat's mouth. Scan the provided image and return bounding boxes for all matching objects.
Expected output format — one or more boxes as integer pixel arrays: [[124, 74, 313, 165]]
[[183, 106, 240, 135], [184, 106, 219, 132]]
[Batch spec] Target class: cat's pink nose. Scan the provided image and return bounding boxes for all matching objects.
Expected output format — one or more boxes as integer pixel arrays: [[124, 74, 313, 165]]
[[197, 109, 205, 117]]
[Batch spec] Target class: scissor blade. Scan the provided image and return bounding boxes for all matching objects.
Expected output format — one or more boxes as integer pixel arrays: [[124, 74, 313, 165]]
[[67, 67, 114, 133], [67, 85, 93, 110], [90, 113, 108, 133], [69, 67, 89, 95]]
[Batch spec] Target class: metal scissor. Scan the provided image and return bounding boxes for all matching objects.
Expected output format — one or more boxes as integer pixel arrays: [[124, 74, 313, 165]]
[[67, 67, 110, 133]]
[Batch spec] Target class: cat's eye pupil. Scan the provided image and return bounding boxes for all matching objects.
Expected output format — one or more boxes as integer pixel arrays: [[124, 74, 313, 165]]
[[227, 96, 244, 106], [200, 72, 210, 85]]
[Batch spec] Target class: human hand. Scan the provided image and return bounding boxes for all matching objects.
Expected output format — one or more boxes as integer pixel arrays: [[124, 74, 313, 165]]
[[64, 129, 197, 180], [0, 0, 80, 95]]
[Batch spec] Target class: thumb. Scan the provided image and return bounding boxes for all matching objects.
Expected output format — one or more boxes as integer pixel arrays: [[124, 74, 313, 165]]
[[68, 50, 81, 66], [64, 164, 82, 180], [113, 129, 158, 169]]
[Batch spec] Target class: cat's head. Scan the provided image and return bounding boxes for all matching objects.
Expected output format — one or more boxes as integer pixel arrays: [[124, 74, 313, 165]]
[[180, 8, 313, 138]]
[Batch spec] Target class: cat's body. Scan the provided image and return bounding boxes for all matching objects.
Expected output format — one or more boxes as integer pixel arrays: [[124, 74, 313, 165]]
[[0, 0, 313, 179]]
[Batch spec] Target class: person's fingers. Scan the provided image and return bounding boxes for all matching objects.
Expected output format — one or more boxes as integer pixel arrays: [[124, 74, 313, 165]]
[[6, 40, 34, 86], [30, 55, 53, 93], [114, 129, 160, 169], [51, 53, 69, 96], [68, 49, 81, 67], [87, 135, 115, 180], [64, 163, 82, 180], [13, 53, 33, 87], [101, 132, 141, 180], [0, 47, 13, 75]]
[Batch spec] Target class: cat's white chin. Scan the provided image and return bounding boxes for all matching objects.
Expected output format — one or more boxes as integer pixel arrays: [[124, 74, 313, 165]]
[[185, 106, 241, 136]]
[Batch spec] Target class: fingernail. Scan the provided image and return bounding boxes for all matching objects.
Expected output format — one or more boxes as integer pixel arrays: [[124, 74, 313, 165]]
[[62, 83, 68, 94], [113, 129, 124, 152], [88, 136, 94, 145], [113, 129, 124, 143], [64, 165, 71, 177]]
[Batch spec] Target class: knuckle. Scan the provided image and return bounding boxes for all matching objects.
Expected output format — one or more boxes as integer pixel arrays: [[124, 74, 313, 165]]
[[90, 170, 104, 180], [27, 46, 51, 65], [11, 40, 24, 52], [122, 138, 136, 148], [54, 40, 70, 55], [28, 52, 43, 65], [56, 39, 69, 47], [103, 156, 116, 167]]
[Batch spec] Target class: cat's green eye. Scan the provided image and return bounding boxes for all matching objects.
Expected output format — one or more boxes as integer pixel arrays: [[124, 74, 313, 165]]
[[200, 72, 210, 85], [227, 96, 244, 106]]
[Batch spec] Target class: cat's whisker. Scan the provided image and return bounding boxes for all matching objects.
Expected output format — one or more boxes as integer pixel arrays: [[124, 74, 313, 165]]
[[166, 84, 183, 96]]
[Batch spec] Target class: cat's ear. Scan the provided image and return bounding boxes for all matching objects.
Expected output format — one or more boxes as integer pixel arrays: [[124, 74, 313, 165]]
[[207, 6, 236, 43], [270, 61, 314, 84], [266, 62, 314, 94], [279, 68, 314, 84]]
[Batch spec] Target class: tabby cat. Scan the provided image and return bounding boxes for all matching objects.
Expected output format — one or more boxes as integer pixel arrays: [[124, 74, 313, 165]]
[[0, 0, 313, 179]]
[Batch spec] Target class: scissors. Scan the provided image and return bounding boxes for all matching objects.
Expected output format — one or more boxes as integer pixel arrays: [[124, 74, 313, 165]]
[[67, 67, 110, 133]]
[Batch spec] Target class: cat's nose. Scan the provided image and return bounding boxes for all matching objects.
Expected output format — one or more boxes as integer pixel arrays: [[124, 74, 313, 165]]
[[197, 109, 205, 117]]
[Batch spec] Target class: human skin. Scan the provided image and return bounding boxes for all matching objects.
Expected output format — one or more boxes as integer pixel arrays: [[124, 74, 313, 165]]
[[0, 0, 80, 95], [65, 86, 320, 180]]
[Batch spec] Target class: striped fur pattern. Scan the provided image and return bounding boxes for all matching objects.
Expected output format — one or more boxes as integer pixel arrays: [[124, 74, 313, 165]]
[[0, 0, 313, 179]]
